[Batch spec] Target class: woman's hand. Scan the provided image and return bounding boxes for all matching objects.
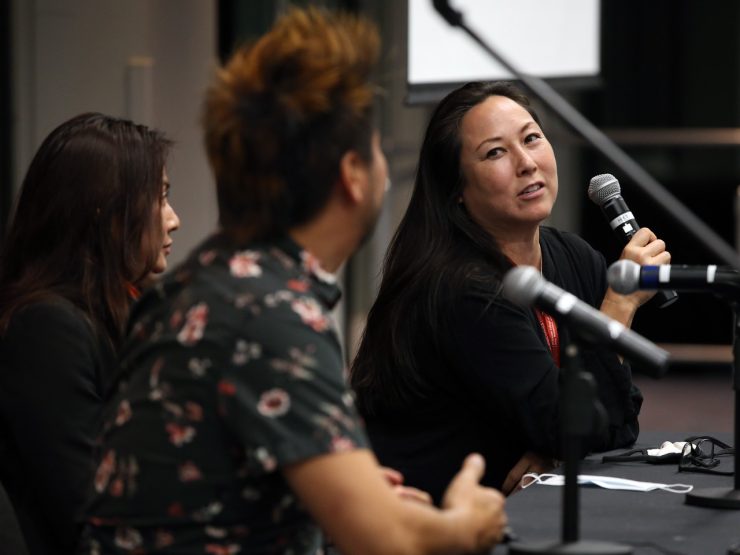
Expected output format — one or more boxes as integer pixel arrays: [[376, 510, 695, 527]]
[[501, 451, 557, 496], [602, 227, 670, 328]]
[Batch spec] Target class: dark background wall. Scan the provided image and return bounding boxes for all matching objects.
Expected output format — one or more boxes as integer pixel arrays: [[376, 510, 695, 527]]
[[579, 0, 740, 345]]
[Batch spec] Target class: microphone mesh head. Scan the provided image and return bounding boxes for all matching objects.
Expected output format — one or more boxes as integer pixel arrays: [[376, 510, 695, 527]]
[[607, 260, 641, 294], [587, 173, 621, 206], [502, 266, 543, 308]]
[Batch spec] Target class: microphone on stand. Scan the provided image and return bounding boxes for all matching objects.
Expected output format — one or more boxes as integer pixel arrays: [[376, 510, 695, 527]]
[[588, 173, 678, 308], [503, 266, 669, 372], [608, 260, 740, 299]]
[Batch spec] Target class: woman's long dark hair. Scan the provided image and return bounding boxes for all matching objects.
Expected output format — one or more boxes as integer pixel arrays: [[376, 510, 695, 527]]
[[0, 112, 172, 348], [350, 81, 543, 416]]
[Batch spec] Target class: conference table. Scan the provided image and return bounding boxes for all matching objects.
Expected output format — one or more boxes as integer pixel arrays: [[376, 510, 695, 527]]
[[495, 432, 740, 555]]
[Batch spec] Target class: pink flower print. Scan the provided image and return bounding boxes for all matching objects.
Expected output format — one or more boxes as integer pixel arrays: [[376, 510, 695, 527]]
[[264, 290, 294, 308], [234, 293, 256, 309], [320, 402, 356, 430], [167, 502, 185, 517], [270, 358, 312, 379], [188, 357, 211, 378], [270, 247, 295, 270], [205, 526, 228, 539], [331, 436, 356, 453], [218, 379, 237, 396], [155, 529, 175, 548], [163, 401, 184, 419], [115, 400, 132, 426], [109, 477, 124, 497], [169, 309, 183, 330], [205, 545, 241, 555], [199, 249, 217, 266], [150, 357, 164, 389], [255, 447, 277, 472], [185, 401, 204, 421], [178, 461, 202, 482], [271, 345, 319, 379], [257, 388, 290, 417], [114, 527, 143, 550], [148, 358, 165, 403], [165, 423, 196, 447], [177, 303, 209, 346], [229, 250, 262, 278], [287, 278, 310, 292], [192, 501, 223, 522], [291, 297, 329, 332], [232, 340, 261, 365], [94, 450, 116, 493]]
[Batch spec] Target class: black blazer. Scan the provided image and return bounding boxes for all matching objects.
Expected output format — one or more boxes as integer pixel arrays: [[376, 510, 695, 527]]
[[0, 299, 114, 555]]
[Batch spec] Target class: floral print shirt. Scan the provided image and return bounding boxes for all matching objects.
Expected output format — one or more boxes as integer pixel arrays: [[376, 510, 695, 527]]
[[79, 233, 368, 554]]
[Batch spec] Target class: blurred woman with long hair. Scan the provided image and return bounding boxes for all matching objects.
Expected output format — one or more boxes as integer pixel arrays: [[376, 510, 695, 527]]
[[0, 112, 179, 555]]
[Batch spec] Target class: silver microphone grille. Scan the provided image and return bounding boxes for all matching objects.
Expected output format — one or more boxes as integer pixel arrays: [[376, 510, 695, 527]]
[[607, 260, 641, 295], [587, 173, 621, 206], [501, 266, 543, 308]]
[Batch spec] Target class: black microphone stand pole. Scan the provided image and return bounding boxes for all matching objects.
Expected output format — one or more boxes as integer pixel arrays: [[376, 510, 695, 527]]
[[684, 300, 740, 508], [508, 340, 631, 555], [430, 0, 739, 268]]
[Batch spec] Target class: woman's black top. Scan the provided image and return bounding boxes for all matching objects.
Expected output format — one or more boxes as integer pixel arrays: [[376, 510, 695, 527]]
[[0, 298, 114, 555], [362, 227, 643, 504]]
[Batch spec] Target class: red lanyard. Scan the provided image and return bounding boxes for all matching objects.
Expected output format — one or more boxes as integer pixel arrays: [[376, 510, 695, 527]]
[[535, 309, 560, 367], [504, 255, 560, 367]]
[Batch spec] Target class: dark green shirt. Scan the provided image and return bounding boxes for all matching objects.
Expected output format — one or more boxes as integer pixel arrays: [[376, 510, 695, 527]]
[[80, 233, 368, 554]]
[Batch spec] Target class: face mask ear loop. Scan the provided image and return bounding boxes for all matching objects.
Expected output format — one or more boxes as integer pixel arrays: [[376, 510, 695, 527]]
[[661, 483, 694, 493], [520, 472, 540, 489]]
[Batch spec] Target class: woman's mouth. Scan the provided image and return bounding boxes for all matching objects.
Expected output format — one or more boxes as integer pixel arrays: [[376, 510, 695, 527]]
[[518, 182, 544, 197]]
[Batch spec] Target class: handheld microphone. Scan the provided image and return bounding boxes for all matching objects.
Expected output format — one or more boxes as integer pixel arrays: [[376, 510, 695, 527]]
[[502, 266, 669, 372], [588, 173, 678, 308], [608, 260, 740, 299]]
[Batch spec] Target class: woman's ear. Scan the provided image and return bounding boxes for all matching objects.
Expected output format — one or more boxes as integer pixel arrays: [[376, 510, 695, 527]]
[[338, 149, 367, 204]]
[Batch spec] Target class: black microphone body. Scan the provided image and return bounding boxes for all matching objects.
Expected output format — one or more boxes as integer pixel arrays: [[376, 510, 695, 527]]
[[588, 173, 678, 308], [503, 266, 669, 371], [609, 260, 740, 299], [599, 196, 640, 242]]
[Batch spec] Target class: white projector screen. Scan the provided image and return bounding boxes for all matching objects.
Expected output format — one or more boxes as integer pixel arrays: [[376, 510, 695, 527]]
[[408, 0, 601, 103]]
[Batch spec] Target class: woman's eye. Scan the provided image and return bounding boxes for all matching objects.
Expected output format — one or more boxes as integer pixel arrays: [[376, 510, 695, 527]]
[[524, 133, 542, 144], [486, 147, 504, 158]]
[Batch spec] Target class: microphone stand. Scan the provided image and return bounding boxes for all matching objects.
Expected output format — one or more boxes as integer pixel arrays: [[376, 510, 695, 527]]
[[684, 299, 740, 508], [430, 0, 739, 268], [508, 340, 631, 555]]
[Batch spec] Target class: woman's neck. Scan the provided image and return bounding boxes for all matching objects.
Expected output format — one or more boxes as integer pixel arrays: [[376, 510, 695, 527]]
[[498, 226, 541, 268]]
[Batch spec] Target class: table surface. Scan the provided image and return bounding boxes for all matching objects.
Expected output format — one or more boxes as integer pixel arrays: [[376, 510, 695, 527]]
[[494, 431, 740, 555]]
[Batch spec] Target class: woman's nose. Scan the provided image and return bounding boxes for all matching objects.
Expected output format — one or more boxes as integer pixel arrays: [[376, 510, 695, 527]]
[[514, 147, 537, 176]]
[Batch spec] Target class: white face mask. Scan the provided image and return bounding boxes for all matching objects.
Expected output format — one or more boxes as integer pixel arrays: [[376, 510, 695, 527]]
[[646, 441, 689, 457], [521, 473, 693, 494]]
